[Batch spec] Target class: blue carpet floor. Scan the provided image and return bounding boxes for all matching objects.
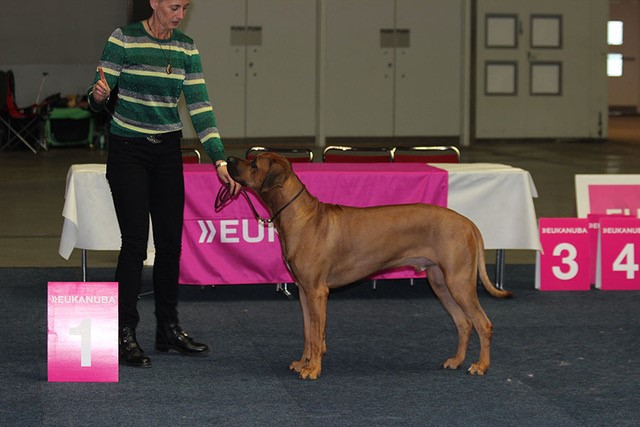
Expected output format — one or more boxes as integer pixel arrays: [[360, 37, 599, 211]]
[[1, 265, 639, 426]]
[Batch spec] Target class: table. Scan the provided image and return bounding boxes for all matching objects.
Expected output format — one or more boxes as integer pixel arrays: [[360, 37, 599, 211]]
[[59, 163, 540, 286]]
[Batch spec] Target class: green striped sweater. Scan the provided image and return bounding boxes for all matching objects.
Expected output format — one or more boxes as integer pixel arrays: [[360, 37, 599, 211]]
[[88, 21, 225, 162]]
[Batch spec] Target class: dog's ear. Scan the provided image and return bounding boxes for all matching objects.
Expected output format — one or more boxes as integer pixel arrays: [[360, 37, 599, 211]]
[[260, 157, 287, 192]]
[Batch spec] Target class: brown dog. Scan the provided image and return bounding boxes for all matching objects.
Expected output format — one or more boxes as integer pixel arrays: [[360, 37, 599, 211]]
[[226, 153, 512, 379]]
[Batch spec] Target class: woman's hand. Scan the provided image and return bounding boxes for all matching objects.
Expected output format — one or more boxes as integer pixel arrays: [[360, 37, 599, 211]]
[[92, 67, 111, 103], [216, 161, 241, 196]]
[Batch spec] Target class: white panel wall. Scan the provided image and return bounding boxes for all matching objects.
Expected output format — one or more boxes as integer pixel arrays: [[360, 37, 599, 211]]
[[475, 0, 608, 139]]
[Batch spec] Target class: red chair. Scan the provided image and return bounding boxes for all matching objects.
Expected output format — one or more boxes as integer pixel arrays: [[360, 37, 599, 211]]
[[322, 145, 393, 163], [0, 70, 47, 153], [392, 146, 461, 163], [246, 146, 314, 163], [181, 148, 202, 164]]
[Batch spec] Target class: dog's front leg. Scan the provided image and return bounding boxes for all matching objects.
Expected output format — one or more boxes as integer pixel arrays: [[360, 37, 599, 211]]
[[289, 285, 311, 374], [290, 284, 329, 380]]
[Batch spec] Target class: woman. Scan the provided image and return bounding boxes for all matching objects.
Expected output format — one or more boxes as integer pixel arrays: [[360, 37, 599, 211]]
[[89, 0, 240, 368]]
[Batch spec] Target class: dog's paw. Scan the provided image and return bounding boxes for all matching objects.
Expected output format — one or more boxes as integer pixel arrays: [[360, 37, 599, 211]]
[[299, 367, 320, 380], [442, 358, 462, 370], [467, 363, 487, 376], [289, 360, 305, 373]]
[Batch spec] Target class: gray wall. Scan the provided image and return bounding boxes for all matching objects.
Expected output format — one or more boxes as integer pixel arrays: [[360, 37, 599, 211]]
[[0, 0, 128, 106]]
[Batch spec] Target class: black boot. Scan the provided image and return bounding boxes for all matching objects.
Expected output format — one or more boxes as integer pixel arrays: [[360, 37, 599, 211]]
[[155, 322, 209, 357], [119, 325, 151, 368]]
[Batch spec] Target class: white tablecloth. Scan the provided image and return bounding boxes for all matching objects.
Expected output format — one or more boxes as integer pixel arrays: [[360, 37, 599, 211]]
[[436, 163, 540, 250], [59, 162, 540, 261], [59, 164, 153, 259]]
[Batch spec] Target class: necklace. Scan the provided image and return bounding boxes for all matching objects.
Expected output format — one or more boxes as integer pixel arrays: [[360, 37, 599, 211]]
[[147, 18, 173, 74]]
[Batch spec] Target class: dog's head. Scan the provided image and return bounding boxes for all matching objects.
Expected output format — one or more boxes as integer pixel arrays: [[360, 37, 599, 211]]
[[227, 153, 292, 194]]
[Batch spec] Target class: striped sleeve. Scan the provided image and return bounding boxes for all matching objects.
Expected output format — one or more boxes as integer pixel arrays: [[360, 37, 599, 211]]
[[183, 42, 225, 162], [88, 28, 124, 112]]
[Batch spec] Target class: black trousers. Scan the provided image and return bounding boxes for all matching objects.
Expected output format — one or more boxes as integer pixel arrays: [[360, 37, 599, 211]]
[[106, 131, 184, 328]]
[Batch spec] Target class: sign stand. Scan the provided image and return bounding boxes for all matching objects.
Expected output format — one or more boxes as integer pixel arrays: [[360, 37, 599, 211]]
[[536, 218, 590, 291], [48, 282, 118, 382]]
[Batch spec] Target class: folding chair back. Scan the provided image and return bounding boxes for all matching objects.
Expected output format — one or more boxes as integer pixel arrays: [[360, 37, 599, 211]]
[[181, 148, 202, 164], [0, 70, 46, 153], [322, 145, 393, 163], [392, 146, 461, 163], [0, 71, 7, 111], [5, 71, 27, 119], [246, 146, 314, 163]]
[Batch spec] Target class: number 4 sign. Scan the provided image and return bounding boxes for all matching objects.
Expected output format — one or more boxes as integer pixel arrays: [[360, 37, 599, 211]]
[[596, 217, 640, 290], [48, 282, 118, 382], [536, 218, 591, 291]]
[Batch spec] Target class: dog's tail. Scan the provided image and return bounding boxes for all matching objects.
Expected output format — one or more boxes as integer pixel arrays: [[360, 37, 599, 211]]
[[474, 225, 513, 299]]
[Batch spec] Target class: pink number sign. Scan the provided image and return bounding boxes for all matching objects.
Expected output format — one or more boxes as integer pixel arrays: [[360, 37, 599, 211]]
[[596, 217, 640, 291], [536, 218, 590, 291], [48, 282, 118, 382], [587, 214, 630, 285]]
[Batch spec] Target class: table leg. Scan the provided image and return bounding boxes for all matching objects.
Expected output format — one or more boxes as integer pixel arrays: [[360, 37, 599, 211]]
[[276, 283, 293, 299], [82, 249, 88, 282], [494, 249, 505, 290]]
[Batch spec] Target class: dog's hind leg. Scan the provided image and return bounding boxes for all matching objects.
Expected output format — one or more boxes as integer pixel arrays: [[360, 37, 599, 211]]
[[444, 274, 494, 375], [427, 267, 473, 371], [454, 295, 493, 375]]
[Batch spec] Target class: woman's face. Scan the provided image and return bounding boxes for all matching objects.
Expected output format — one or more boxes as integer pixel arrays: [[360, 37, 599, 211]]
[[152, 0, 190, 30]]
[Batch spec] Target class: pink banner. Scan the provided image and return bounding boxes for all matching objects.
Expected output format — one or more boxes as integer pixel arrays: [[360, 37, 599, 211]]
[[179, 163, 448, 285], [588, 184, 640, 217]]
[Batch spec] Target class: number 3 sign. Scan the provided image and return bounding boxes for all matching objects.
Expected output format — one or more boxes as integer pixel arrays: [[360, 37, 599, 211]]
[[596, 217, 640, 290], [48, 282, 118, 382], [536, 218, 591, 291]]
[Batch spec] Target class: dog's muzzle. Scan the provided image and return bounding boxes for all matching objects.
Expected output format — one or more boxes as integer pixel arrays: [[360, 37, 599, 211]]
[[225, 157, 244, 184]]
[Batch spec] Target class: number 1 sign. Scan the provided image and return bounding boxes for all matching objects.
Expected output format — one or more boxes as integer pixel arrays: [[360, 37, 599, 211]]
[[48, 282, 118, 382], [596, 217, 640, 290], [535, 218, 591, 291]]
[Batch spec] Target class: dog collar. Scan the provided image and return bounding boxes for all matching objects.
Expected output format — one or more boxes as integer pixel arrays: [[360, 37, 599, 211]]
[[260, 185, 307, 224]]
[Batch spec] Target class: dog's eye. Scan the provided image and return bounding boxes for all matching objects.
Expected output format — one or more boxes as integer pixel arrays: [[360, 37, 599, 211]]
[[250, 159, 257, 168]]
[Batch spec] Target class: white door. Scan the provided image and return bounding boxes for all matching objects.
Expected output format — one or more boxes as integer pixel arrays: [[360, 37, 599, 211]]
[[181, 0, 316, 139], [609, 0, 640, 113], [246, 0, 316, 137], [181, 0, 246, 138], [325, 0, 464, 139], [325, 0, 395, 137], [395, 0, 464, 137], [475, 0, 608, 139]]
